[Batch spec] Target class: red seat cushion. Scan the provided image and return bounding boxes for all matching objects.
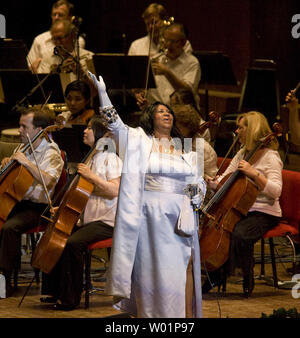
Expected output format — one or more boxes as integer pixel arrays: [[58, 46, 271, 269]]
[[88, 238, 112, 250], [264, 223, 299, 238]]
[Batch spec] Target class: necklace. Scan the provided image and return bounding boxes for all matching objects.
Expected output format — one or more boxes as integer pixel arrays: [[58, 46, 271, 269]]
[[152, 136, 175, 154]]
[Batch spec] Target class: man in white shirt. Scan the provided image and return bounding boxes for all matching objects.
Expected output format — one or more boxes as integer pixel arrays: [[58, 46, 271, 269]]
[[128, 3, 192, 57], [135, 22, 201, 110], [36, 19, 94, 92], [27, 0, 85, 72], [0, 107, 64, 297]]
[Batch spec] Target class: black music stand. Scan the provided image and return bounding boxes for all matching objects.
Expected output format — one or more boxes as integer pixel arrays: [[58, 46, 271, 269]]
[[0, 39, 28, 71], [52, 124, 89, 164], [238, 60, 280, 124], [91, 53, 156, 89], [0, 71, 64, 111], [90, 54, 156, 119], [193, 51, 237, 119]]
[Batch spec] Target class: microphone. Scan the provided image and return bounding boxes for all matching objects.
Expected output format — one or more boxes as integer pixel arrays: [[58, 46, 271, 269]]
[[72, 16, 83, 27], [184, 184, 200, 211]]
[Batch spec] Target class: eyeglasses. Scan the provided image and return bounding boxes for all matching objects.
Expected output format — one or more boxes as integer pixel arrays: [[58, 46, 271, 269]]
[[164, 38, 182, 45], [52, 33, 71, 42]]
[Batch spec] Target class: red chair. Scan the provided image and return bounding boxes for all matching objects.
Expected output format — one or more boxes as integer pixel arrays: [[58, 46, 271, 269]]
[[84, 237, 112, 309], [260, 169, 300, 287]]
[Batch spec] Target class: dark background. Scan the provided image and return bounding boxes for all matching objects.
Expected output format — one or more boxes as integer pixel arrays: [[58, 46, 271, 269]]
[[1, 0, 300, 104]]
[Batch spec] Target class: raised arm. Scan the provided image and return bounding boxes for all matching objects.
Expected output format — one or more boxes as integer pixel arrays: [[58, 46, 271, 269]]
[[88, 71, 127, 133]]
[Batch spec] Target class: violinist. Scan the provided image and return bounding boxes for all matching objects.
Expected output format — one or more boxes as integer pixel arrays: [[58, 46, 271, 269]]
[[285, 89, 300, 146], [203, 111, 283, 297], [0, 107, 64, 297], [128, 3, 193, 57], [27, 0, 86, 72], [56, 80, 95, 126], [134, 22, 201, 111], [170, 92, 218, 179], [33, 19, 94, 91], [40, 116, 122, 311]]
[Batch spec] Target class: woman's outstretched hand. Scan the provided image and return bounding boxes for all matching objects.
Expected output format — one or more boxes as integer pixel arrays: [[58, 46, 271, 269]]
[[88, 71, 112, 107]]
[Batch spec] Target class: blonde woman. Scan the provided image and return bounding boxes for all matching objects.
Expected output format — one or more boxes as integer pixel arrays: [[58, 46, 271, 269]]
[[204, 111, 283, 297]]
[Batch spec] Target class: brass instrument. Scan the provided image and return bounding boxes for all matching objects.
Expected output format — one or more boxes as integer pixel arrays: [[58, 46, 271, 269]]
[[34, 103, 68, 114]]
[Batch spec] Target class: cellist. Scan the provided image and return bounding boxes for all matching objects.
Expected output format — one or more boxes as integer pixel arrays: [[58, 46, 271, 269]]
[[0, 107, 64, 297], [203, 111, 283, 297], [40, 116, 122, 311]]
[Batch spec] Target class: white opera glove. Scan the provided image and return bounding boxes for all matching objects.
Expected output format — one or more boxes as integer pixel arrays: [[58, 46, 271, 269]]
[[88, 71, 112, 108], [88, 71, 117, 124]]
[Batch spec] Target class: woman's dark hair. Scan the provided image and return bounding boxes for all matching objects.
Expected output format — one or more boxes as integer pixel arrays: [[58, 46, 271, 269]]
[[89, 116, 107, 144], [139, 101, 181, 138], [64, 80, 91, 103]]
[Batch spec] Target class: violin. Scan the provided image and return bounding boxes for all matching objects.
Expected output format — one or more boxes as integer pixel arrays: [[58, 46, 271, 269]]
[[199, 123, 282, 271], [31, 143, 98, 274], [198, 111, 220, 135], [0, 125, 60, 230]]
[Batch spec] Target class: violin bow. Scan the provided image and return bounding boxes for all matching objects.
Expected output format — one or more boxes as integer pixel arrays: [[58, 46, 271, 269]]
[[26, 133, 53, 211], [144, 17, 156, 98]]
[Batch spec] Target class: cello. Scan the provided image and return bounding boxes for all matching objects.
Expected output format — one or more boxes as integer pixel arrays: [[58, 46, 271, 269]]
[[31, 142, 99, 274], [0, 125, 59, 230], [199, 123, 282, 271]]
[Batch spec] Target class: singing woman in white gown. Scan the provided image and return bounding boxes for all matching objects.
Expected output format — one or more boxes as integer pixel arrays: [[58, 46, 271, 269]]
[[89, 71, 206, 318]]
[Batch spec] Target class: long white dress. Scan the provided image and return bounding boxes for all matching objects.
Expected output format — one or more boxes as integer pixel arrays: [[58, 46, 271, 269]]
[[104, 110, 206, 318]]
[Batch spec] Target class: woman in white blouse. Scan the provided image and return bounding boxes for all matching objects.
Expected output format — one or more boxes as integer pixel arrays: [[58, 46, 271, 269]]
[[203, 111, 283, 297], [40, 116, 122, 310]]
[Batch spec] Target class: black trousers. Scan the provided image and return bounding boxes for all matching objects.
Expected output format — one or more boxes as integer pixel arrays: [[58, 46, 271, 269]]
[[0, 200, 47, 274], [41, 220, 113, 306], [229, 211, 280, 276]]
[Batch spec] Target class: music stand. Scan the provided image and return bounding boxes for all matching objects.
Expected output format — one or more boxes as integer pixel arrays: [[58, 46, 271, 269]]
[[238, 61, 280, 124], [0, 39, 28, 71], [0, 71, 64, 111], [193, 51, 237, 119], [52, 124, 89, 163], [90, 53, 156, 89]]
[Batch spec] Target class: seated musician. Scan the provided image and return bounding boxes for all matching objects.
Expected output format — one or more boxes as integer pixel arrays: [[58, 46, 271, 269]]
[[0, 107, 64, 297], [285, 89, 300, 146], [40, 116, 122, 311], [33, 18, 94, 92], [171, 100, 218, 179], [128, 3, 193, 57], [56, 80, 95, 126], [27, 0, 86, 72], [170, 88, 210, 143], [203, 111, 283, 297], [134, 22, 200, 111]]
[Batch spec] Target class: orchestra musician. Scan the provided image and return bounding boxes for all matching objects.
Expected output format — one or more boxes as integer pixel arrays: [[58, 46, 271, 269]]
[[128, 3, 193, 57], [0, 107, 64, 297], [40, 116, 122, 311], [56, 80, 95, 126], [89, 71, 206, 318], [27, 0, 86, 72], [32, 19, 93, 91], [203, 111, 283, 297], [285, 88, 300, 146], [134, 22, 201, 111]]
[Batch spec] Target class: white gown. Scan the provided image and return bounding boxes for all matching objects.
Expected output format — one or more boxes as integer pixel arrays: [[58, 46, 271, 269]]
[[104, 112, 206, 318]]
